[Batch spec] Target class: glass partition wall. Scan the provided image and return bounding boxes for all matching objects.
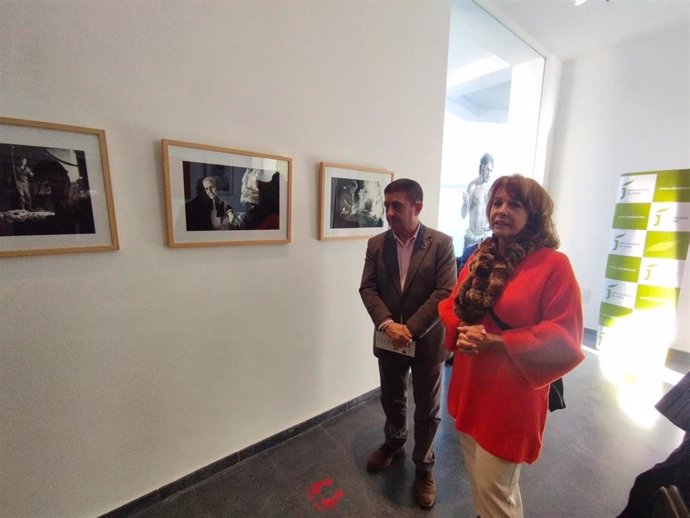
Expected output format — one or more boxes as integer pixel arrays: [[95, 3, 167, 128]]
[[438, 0, 545, 256]]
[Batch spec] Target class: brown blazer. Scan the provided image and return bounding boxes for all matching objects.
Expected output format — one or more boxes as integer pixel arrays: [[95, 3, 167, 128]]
[[359, 224, 457, 364]]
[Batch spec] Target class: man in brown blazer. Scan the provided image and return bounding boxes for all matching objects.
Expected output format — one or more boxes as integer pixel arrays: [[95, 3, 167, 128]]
[[359, 178, 456, 509]]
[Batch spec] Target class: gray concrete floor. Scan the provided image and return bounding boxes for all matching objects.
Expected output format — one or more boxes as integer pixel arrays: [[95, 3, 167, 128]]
[[131, 351, 685, 517]]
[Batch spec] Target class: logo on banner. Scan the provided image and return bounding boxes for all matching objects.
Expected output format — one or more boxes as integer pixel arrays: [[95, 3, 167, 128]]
[[605, 283, 617, 299], [618, 174, 656, 203], [602, 279, 637, 309], [641, 263, 656, 282], [648, 202, 690, 231], [612, 233, 625, 251], [609, 230, 646, 256], [651, 208, 669, 227], [639, 257, 685, 288], [620, 180, 635, 200]]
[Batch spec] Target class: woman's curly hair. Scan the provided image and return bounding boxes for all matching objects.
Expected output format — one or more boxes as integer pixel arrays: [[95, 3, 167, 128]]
[[490, 174, 559, 250], [455, 174, 559, 324]]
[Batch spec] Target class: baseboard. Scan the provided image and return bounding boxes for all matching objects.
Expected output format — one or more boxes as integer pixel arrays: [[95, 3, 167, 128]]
[[100, 388, 381, 517], [665, 348, 690, 373], [583, 327, 597, 348]]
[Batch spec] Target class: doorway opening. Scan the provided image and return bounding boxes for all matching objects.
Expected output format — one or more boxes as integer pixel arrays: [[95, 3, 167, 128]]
[[438, 0, 545, 258]]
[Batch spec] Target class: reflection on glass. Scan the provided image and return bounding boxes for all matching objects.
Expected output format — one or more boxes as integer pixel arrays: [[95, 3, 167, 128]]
[[439, 0, 545, 254]]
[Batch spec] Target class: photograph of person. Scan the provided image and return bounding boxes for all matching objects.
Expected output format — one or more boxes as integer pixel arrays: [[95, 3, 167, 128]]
[[330, 177, 385, 229], [0, 144, 95, 236], [236, 168, 280, 230], [182, 161, 279, 232], [185, 175, 235, 231]]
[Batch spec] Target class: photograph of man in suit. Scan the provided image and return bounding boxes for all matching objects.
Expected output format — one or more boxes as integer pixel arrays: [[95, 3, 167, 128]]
[[359, 178, 456, 509]]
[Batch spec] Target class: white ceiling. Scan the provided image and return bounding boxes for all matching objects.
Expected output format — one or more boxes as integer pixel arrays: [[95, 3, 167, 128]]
[[446, 0, 546, 120], [477, 0, 690, 61], [445, 0, 690, 118]]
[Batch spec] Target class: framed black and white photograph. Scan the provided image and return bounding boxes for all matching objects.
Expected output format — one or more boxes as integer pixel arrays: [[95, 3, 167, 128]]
[[162, 139, 291, 247], [319, 162, 393, 240], [0, 117, 119, 258]]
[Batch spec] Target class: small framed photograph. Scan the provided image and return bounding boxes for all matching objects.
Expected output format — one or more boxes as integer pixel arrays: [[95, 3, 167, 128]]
[[319, 162, 393, 240], [0, 117, 119, 258], [162, 139, 291, 247]]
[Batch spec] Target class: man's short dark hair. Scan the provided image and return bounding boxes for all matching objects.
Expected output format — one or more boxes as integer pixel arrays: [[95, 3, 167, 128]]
[[384, 178, 423, 204]]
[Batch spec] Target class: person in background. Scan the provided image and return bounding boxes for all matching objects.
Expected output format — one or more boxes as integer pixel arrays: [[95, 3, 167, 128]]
[[15, 157, 34, 211], [461, 152, 493, 250], [359, 178, 456, 509], [439, 174, 584, 517]]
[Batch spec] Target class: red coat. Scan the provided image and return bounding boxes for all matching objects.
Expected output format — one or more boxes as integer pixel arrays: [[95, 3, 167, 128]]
[[438, 247, 584, 463]]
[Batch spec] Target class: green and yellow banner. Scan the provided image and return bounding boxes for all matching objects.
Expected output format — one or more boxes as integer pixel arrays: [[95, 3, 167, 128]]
[[598, 169, 690, 352]]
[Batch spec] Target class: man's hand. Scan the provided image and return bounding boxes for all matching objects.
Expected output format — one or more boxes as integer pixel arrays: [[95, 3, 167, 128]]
[[385, 322, 413, 349]]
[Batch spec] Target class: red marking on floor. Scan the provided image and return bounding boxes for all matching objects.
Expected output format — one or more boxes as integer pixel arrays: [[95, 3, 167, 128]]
[[307, 475, 345, 511], [319, 488, 345, 509], [308, 475, 333, 498]]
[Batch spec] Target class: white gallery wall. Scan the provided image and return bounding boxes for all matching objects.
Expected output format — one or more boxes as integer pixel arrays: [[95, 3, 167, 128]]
[[546, 24, 690, 351], [0, 2, 451, 516]]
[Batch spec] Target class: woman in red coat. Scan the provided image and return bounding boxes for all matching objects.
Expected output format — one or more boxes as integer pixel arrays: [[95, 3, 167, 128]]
[[438, 174, 584, 518]]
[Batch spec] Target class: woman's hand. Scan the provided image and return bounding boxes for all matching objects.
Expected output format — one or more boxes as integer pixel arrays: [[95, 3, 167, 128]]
[[455, 324, 505, 356]]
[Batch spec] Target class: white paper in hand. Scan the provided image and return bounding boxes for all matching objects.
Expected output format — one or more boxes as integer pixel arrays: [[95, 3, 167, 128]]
[[374, 329, 416, 357]]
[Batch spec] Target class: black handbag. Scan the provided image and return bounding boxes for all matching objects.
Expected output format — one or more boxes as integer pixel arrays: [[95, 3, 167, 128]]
[[487, 307, 566, 412]]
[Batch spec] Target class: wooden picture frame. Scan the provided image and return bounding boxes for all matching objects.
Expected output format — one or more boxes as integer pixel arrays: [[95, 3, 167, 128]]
[[0, 117, 119, 257], [162, 139, 291, 247], [319, 162, 393, 240]]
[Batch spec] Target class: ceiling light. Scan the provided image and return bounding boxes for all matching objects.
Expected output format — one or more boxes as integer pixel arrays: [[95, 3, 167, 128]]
[[574, 0, 588, 5]]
